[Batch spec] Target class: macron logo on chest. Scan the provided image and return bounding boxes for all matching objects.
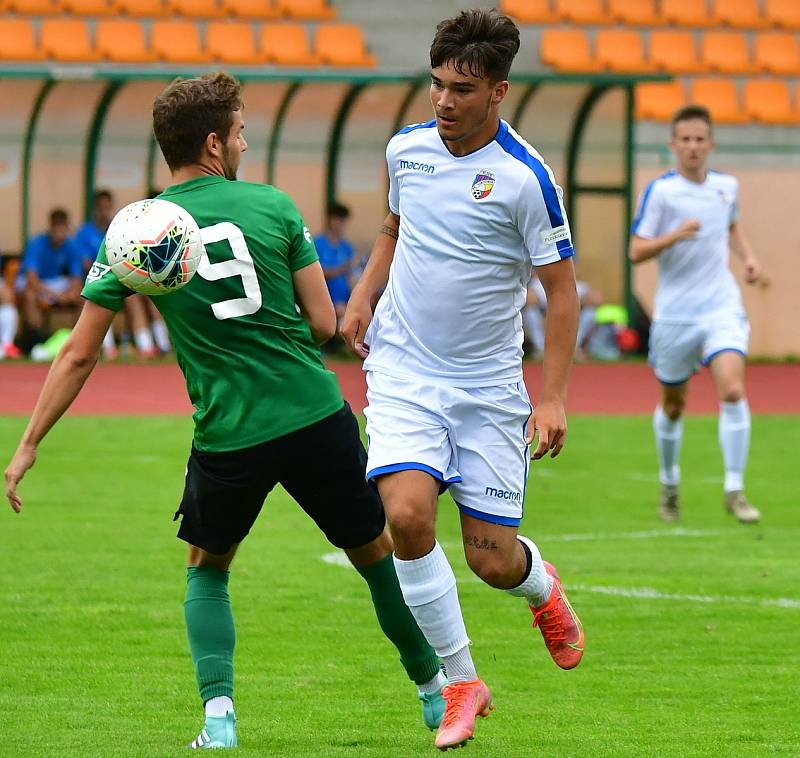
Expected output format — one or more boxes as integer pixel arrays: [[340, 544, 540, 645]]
[[398, 159, 436, 174]]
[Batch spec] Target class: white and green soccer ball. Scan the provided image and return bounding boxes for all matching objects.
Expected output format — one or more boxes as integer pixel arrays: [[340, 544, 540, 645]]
[[105, 198, 204, 296]]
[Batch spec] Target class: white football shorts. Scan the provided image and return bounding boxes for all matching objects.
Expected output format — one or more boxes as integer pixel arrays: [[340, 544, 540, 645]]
[[364, 370, 532, 526], [649, 312, 750, 385]]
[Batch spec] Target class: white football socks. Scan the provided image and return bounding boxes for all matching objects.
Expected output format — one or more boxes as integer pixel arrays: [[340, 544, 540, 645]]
[[102, 328, 115, 353], [418, 668, 448, 695], [393, 542, 476, 684], [0, 303, 18, 348], [133, 327, 155, 354], [151, 318, 171, 353], [205, 695, 233, 717], [653, 405, 682, 486], [506, 535, 553, 607], [719, 399, 750, 493]]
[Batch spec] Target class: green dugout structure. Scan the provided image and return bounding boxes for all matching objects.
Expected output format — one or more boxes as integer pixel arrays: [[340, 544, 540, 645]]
[[0, 69, 664, 314]]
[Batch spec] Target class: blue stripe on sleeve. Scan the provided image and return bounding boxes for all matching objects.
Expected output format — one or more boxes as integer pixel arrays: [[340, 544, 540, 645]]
[[631, 169, 676, 234], [395, 119, 437, 135]]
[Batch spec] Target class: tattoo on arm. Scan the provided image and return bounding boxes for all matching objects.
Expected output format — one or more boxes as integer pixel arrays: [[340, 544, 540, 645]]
[[379, 224, 399, 240], [464, 535, 498, 550]]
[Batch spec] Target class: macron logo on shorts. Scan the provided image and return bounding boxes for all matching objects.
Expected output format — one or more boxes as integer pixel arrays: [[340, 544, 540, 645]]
[[485, 486, 521, 501]]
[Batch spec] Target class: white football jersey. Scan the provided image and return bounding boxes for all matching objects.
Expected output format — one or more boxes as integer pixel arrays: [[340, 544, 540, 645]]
[[632, 169, 744, 323], [363, 119, 574, 387]]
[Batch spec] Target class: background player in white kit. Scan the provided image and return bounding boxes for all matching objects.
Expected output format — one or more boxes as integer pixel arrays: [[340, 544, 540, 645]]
[[630, 105, 763, 524], [342, 9, 584, 751]]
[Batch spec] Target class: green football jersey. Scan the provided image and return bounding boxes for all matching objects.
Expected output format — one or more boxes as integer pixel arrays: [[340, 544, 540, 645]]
[[82, 176, 343, 452]]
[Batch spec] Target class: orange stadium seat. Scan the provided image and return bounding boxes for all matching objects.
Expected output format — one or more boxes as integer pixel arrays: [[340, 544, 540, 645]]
[[151, 20, 209, 62], [701, 31, 756, 73], [206, 21, 264, 63], [6, 0, 57, 12], [712, 0, 767, 28], [316, 24, 376, 67], [554, 0, 611, 25], [743, 79, 800, 124], [608, 0, 663, 26], [500, 0, 558, 24], [540, 29, 600, 72], [636, 81, 685, 121], [113, 0, 170, 16], [60, 0, 114, 13], [222, 0, 278, 18], [754, 31, 800, 74], [596, 30, 654, 72], [169, 0, 226, 17], [689, 78, 747, 123], [259, 23, 318, 65], [275, 0, 335, 20], [0, 19, 45, 61], [41, 19, 100, 61], [661, 0, 713, 27], [764, 0, 800, 29], [649, 31, 704, 73], [96, 19, 155, 62]]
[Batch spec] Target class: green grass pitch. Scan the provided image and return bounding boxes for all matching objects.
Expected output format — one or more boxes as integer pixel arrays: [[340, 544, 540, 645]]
[[1, 414, 798, 757]]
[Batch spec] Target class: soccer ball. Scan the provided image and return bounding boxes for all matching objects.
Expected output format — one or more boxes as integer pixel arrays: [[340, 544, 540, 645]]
[[105, 198, 204, 296]]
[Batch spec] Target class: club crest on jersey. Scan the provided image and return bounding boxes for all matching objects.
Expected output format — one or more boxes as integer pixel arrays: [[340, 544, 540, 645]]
[[471, 170, 495, 200]]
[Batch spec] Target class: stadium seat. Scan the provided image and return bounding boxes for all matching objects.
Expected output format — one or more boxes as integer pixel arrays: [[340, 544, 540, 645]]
[[41, 19, 100, 61], [701, 31, 756, 73], [596, 30, 654, 73], [6, 0, 57, 12], [608, 0, 663, 26], [206, 21, 264, 64], [169, 0, 226, 17], [754, 31, 800, 74], [743, 79, 800, 124], [275, 0, 335, 20], [711, 0, 767, 28], [151, 20, 209, 62], [661, 0, 713, 26], [554, 0, 611, 25], [259, 23, 318, 65], [222, 0, 278, 18], [316, 24, 376, 67], [0, 18, 44, 61], [635, 81, 685, 121], [649, 31, 704, 73], [764, 0, 800, 29], [500, 0, 558, 24], [688, 78, 747, 123], [96, 19, 155, 62], [113, 0, 170, 16], [540, 29, 600, 72], [59, 0, 115, 13]]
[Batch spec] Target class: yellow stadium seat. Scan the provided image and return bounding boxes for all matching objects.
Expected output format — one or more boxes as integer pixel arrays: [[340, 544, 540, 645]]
[[151, 20, 209, 62], [649, 31, 704, 73], [743, 79, 800, 124], [41, 19, 100, 61], [661, 0, 713, 27], [112, 0, 170, 16], [688, 78, 747, 123], [596, 30, 654, 72], [636, 81, 686, 121], [701, 31, 756, 73], [554, 0, 611, 25], [500, 0, 558, 24], [711, 0, 767, 28], [315, 24, 376, 67], [275, 0, 335, 20], [754, 31, 800, 74], [609, 0, 663, 26], [764, 0, 800, 29], [206, 21, 264, 63], [221, 0, 278, 18], [540, 29, 600, 72], [96, 19, 155, 62], [259, 23, 318, 65], [0, 18, 45, 60], [169, 0, 226, 17], [6, 0, 57, 12]]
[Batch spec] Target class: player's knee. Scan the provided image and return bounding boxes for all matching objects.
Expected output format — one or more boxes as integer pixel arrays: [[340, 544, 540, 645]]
[[386, 503, 435, 550], [719, 383, 744, 403], [465, 551, 515, 589], [663, 397, 685, 420]]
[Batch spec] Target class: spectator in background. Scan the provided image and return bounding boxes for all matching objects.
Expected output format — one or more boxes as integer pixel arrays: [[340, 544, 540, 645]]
[[0, 253, 21, 359], [315, 202, 356, 321], [17, 208, 82, 349]]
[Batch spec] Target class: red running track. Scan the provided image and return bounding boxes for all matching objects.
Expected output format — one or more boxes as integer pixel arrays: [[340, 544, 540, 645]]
[[1, 361, 798, 416]]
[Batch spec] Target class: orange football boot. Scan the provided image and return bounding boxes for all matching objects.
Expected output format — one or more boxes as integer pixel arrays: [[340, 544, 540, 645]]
[[434, 679, 493, 751], [530, 561, 584, 670]]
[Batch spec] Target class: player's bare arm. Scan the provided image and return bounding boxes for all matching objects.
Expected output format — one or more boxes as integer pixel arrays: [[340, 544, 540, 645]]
[[728, 221, 763, 285], [629, 219, 701, 264], [292, 261, 337, 344], [5, 300, 114, 512], [531, 257, 579, 460], [340, 211, 399, 358]]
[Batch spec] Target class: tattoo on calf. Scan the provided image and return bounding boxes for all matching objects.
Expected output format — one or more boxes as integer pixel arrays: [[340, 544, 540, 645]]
[[464, 535, 498, 550], [380, 224, 399, 240]]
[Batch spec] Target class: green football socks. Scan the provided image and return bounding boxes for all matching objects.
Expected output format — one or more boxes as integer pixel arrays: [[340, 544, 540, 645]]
[[356, 554, 441, 686], [184, 566, 235, 702]]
